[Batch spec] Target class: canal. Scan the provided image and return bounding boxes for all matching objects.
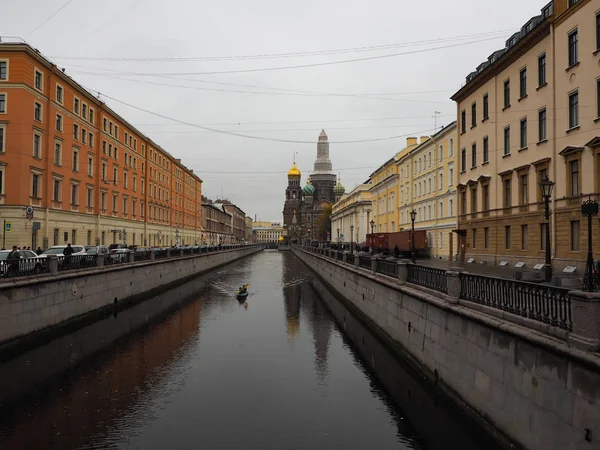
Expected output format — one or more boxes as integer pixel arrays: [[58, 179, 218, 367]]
[[0, 251, 501, 450]]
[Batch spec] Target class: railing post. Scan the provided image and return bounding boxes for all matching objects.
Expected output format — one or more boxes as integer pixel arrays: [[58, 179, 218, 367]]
[[567, 291, 600, 351], [371, 256, 378, 274], [180, 249, 184, 257], [47, 255, 58, 274], [95, 254, 105, 267], [342, 252, 348, 264], [398, 261, 408, 285], [446, 270, 461, 304], [354, 254, 360, 267], [166, 248, 171, 258], [128, 252, 135, 263], [150, 249, 156, 261]]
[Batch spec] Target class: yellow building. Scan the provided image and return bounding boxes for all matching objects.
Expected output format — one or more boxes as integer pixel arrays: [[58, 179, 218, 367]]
[[369, 137, 423, 234], [400, 123, 458, 260], [451, 0, 600, 271], [330, 183, 372, 245], [254, 226, 285, 244]]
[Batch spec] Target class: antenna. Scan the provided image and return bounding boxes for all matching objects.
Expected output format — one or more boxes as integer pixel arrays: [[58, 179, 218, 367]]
[[293, 151, 298, 164], [433, 111, 441, 134]]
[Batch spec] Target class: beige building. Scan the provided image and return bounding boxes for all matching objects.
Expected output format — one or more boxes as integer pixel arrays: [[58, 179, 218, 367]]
[[201, 203, 233, 245], [452, 0, 600, 271], [330, 183, 372, 245], [245, 216, 253, 242], [254, 225, 285, 244], [400, 123, 458, 260]]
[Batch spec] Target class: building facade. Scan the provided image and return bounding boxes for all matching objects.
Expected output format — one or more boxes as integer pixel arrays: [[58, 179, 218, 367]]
[[201, 203, 233, 245], [283, 130, 342, 242], [220, 202, 247, 242], [245, 216, 253, 242], [452, 0, 600, 271], [331, 183, 372, 246], [254, 226, 285, 244], [402, 123, 458, 260], [0, 40, 203, 249]]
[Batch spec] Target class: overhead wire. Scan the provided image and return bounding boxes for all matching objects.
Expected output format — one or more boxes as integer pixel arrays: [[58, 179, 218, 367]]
[[26, 0, 76, 37]]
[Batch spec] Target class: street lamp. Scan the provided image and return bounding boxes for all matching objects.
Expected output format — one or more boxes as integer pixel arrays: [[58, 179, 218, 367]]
[[370, 219, 375, 254], [410, 209, 417, 264], [337, 228, 340, 246], [350, 225, 354, 254], [539, 175, 554, 282], [581, 198, 599, 292]]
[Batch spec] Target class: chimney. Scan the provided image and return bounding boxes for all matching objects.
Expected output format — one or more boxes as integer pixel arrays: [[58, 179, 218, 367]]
[[420, 136, 430, 144], [406, 137, 418, 147]]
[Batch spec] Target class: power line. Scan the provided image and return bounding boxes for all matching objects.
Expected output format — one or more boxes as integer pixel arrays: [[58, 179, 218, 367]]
[[49, 29, 513, 62], [26, 0, 76, 37], [78, 0, 148, 44], [87, 86, 438, 145], [78, 36, 506, 77]]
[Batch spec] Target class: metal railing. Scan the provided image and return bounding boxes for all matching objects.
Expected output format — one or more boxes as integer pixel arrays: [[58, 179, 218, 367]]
[[57, 254, 96, 271], [359, 255, 371, 270], [376, 259, 398, 278], [336, 252, 344, 262], [0, 257, 49, 277], [460, 273, 573, 330], [406, 264, 448, 294]]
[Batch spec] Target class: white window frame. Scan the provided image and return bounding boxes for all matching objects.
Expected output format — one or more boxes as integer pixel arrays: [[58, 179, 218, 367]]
[[32, 130, 42, 158], [34, 101, 42, 122], [0, 124, 5, 153], [88, 154, 94, 177], [54, 140, 63, 166], [56, 83, 64, 104], [0, 59, 9, 81], [74, 97, 80, 115], [34, 68, 43, 92], [0, 92, 6, 114], [72, 148, 79, 172]]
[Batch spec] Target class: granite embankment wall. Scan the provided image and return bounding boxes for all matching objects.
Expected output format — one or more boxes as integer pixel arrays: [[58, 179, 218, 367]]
[[293, 247, 600, 450], [0, 246, 262, 346]]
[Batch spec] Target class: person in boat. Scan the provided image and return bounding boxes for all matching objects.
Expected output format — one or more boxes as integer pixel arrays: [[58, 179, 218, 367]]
[[238, 285, 247, 295]]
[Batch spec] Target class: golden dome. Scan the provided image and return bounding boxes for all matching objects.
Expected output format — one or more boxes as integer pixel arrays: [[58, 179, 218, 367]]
[[288, 163, 301, 177]]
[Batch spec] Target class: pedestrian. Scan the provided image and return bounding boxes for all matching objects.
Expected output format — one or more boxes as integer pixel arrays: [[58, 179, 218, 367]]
[[36, 247, 43, 255], [63, 243, 74, 266], [7, 245, 20, 276], [393, 244, 400, 259], [27, 246, 31, 251]]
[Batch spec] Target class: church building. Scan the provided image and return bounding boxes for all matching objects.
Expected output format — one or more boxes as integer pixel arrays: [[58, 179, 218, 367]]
[[283, 130, 345, 242]]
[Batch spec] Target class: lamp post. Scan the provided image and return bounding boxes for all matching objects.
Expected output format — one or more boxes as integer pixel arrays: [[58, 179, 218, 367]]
[[539, 175, 554, 283], [350, 225, 354, 254], [370, 219, 375, 254], [410, 209, 417, 264], [337, 228, 340, 247], [582, 198, 599, 292]]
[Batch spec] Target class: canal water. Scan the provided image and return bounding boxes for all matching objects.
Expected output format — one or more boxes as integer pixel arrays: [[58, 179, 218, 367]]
[[0, 251, 500, 450]]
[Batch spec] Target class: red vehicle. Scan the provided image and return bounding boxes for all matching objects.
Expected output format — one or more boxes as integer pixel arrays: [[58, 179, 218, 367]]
[[366, 231, 427, 255]]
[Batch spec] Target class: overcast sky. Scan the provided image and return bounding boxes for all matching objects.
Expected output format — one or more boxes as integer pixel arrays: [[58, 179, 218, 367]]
[[4, 0, 545, 222]]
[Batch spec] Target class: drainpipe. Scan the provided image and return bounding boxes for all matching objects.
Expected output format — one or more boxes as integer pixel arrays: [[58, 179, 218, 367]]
[[550, 23, 557, 265]]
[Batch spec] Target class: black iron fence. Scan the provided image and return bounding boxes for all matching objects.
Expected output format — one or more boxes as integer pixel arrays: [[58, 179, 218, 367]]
[[359, 255, 371, 270], [460, 273, 573, 331], [406, 264, 449, 294], [376, 259, 398, 278], [336, 251, 344, 262], [57, 254, 96, 271], [0, 257, 49, 277]]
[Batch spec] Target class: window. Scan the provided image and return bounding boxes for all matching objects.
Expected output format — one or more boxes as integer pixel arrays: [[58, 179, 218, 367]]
[[32, 173, 40, 198], [597, 13, 600, 51], [484, 227, 489, 249], [519, 68, 527, 98], [82, 129, 87, 145], [89, 133, 93, 148], [439, 145, 443, 162], [124, 171, 128, 189], [133, 175, 137, 192], [568, 0, 580, 6], [113, 167, 118, 185], [503, 178, 511, 208], [568, 29, 578, 67], [521, 224, 528, 250], [471, 188, 477, 213], [472, 229, 477, 248], [483, 94, 489, 120], [471, 143, 476, 168], [74, 98, 80, 115], [439, 201, 443, 218], [132, 199, 137, 216], [571, 221, 580, 251], [505, 226, 511, 249], [461, 110, 466, 133], [503, 79, 510, 108], [88, 155, 94, 176], [520, 118, 527, 149], [123, 198, 128, 215], [461, 148, 466, 172], [538, 108, 547, 141], [56, 85, 63, 104], [112, 195, 118, 213], [82, 104, 87, 119], [482, 184, 489, 211], [34, 70, 42, 91], [449, 198, 454, 216], [56, 114, 62, 131], [520, 174, 528, 205], [569, 91, 579, 128], [438, 232, 443, 249], [597, 79, 600, 119], [71, 184, 78, 205], [89, 109, 94, 124], [72, 149, 79, 172], [109, 122, 113, 134], [32, 132, 41, 158], [504, 126, 510, 155], [53, 179, 61, 201], [538, 53, 546, 86], [0, 94, 5, 113], [481, 136, 489, 163], [428, 152, 431, 167], [439, 172, 443, 190], [449, 138, 454, 156], [449, 165, 454, 186], [460, 190, 467, 215], [103, 118, 107, 131], [34, 102, 42, 121], [114, 125, 119, 139], [471, 103, 476, 127], [73, 124, 79, 140], [102, 141, 107, 155], [428, 178, 431, 193], [0, 61, 7, 80], [87, 188, 93, 208], [570, 159, 580, 196], [102, 162, 107, 181], [54, 142, 62, 165]]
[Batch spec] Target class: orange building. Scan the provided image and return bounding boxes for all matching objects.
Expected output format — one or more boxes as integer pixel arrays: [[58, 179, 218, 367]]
[[0, 40, 204, 249]]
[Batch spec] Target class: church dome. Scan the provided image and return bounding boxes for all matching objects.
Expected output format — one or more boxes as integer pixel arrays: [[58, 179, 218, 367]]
[[334, 177, 345, 196], [288, 163, 301, 177], [303, 177, 315, 196]]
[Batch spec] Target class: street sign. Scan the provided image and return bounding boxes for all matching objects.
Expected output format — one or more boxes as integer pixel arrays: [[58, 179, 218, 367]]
[[4, 222, 12, 233], [340, 234, 344, 239], [26, 206, 34, 219]]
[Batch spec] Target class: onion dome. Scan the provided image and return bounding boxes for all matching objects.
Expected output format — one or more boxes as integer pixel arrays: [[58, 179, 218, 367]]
[[333, 177, 345, 196], [288, 163, 301, 177], [303, 177, 315, 196]]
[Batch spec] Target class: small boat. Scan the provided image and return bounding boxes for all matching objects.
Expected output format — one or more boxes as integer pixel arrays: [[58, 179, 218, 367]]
[[236, 284, 249, 300]]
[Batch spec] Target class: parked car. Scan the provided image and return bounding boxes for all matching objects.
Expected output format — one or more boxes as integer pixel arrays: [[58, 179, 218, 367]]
[[38, 245, 86, 258], [109, 248, 131, 263], [85, 245, 109, 256], [108, 244, 128, 251], [0, 249, 45, 276]]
